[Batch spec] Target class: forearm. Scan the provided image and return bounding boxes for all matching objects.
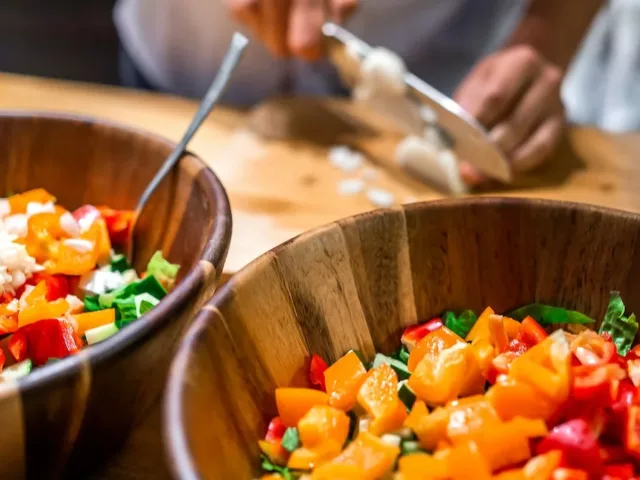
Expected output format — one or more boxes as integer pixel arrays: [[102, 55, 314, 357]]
[[507, 0, 605, 70]]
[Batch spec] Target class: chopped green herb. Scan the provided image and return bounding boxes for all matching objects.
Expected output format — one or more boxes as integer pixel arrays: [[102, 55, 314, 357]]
[[397, 346, 410, 365], [401, 440, 424, 456], [372, 353, 410, 380], [281, 427, 300, 453], [99, 275, 166, 309], [444, 310, 478, 338], [83, 295, 102, 312], [599, 292, 638, 356], [110, 254, 131, 273], [509, 304, 594, 325], [146, 251, 180, 289], [261, 455, 294, 480]]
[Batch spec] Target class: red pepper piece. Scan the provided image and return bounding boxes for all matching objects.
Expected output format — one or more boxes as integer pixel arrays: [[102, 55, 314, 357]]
[[572, 365, 620, 402], [72, 205, 101, 229], [97, 206, 134, 246], [486, 351, 519, 384], [401, 318, 443, 345], [308, 354, 328, 391], [537, 419, 603, 474], [552, 468, 589, 480], [0, 349, 5, 372], [265, 417, 287, 444], [29, 273, 69, 301], [626, 406, 640, 459], [8, 330, 28, 362], [11, 319, 79, 366], [0, 292, 15, 304], [603, 463, 635, 479], [518, 316, 548, 345]]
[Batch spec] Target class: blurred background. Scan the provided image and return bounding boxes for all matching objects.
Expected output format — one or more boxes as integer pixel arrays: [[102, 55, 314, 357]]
[[0, 0, 119, 85]]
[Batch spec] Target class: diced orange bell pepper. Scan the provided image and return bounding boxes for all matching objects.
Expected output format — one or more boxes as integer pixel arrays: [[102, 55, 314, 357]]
[[287, 440, 342, 470], [509, 331, 571, 404], [18, 298, 69, 328], [297, 405, 349, 448], [465, 307, 495, 343], [397, 452, 448, 480], [493, 469, 526, 480], [408, 343, 471, 406], [408, 326, 464, 372], [489, 315, 510, 353], [405, 400, 444, 450], [320, 432, 399, 480], [448, 441, 492, 480], [444, 398, 501, 443], [310, 464, 364, 480], [71, 309, 116, 336], [459, 349, 487, 397], [504, 317, 523, 340], [275, 388, 329, 427], [471, 338, 496, 375], [0, 303, 18, 335], [357, 363, 407, 435], [46, 240, 97, 276], [259, 440, 289, 466], [486, 375, 559, 422], [25, 212, 66, 262], [259, 475, 283, 480], [324, 351, 367, 411], [8, 189, 56, 214], [81, 218, 111, 266]]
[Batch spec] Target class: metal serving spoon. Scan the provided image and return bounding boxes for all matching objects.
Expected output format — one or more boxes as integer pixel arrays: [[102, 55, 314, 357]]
[[126, 32, 249, 265]]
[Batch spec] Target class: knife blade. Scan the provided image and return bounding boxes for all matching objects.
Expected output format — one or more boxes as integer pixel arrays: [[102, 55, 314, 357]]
[[323, 22, 511, 182]]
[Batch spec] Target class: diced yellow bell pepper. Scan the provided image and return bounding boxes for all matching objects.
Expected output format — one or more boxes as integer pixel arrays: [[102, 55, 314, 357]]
[[71, 309, 116, 336], [324, 351, 367, 411], [275, 388, 329, 427], [297, 405, 349, 448]]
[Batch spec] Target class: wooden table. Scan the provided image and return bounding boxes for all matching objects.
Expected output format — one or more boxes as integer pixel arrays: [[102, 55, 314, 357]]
[[2, 72, 640, 279]]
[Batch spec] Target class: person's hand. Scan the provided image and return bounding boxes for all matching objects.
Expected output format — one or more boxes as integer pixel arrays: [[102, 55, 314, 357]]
[[454, 45, 566, 184], [224, 0, 358, 60]]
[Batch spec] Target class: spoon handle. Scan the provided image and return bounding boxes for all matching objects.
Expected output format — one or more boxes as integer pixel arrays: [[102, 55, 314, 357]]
[[134, 32, 249, 215]]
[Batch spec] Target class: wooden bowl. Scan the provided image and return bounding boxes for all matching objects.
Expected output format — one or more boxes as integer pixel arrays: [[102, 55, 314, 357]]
[[0, 113, 232, 479], [164, 197, 640, 479]]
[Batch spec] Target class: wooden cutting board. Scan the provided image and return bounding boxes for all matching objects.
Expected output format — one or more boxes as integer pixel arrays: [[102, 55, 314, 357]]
[[2, 74, 640, 276]]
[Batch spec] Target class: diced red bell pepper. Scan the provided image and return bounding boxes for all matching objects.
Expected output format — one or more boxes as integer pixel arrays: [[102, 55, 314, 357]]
[[309, 354, 328, 392], [97, 206, 134, 246], [486, 351, 519, 384], [518, 316, 548, 346], [265, 417, 287, 444], [401, 318, 443, 348], [9, 319, 79, 366], [572, 365, 622, 403], [29, 273, 69, 301], [552, 468, 589, 480], [603, 463, 635, 479], [572, 331, 619, 367], [626, 406, 640, 459], [603, 379, 639, 443], [537, 419, 603, 474], [0, 349, 5, 372], [0, 292, 15, 304]]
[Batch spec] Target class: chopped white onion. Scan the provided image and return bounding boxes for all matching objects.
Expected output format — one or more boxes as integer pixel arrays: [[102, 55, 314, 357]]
[[366, 188, 395, 208], [80, 270, 126, 296], [59, 212, 81, 237], [380, 434, 402, 447], [3, 214, 28, 238], [328, 146, 364, 173], [26, 201, 55, 218], [337, 178, 365, 196], [358, 47, 407, 97], [62, 238, 94, 253], [65, 295, 84, 314], [0, 199, 10, 218]]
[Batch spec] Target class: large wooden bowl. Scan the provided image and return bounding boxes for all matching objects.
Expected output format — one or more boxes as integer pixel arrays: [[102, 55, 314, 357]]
[[0, 113, 232, 479], [164, 198, 640, 479]]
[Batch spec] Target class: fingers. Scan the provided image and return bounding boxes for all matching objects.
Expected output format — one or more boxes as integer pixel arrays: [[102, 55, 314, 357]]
[[330, 0, 358, 21], [510, 115, 565, 173], [455, 45, 543, 128], [225, 0, 261, 39], [288, 0, 327, 60], [261, 0, 291, 57], [490, 65, 563, 155]]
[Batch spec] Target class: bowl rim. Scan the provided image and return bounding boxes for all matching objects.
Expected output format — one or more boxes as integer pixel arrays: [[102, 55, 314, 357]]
[[163, 196, 640, 478], [0, 111, 232, 396]]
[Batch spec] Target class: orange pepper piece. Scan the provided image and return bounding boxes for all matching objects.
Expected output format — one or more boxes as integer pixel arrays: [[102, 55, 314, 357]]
[[397, 452, 449, 480], [522, 451, 562, 478], [444, 399, 500, 443], [18, 298, 69, 328], [287, 440, 342, 470], [8, 189, 56, 214], [459, 349, 486, 397], [408, 326, 464, 372], [324, 351, 367, 411], [71, 309, 116, 336], [275, 388, 329, 427], [486, 375, 559, 422], [258, 440, 288, 466], [298, 405, 349, 448], [405, 401, 446, 451], [319, 432, 399, 480], [46, 240, 97, 276], [503, 316, 522, 340], [25, 212, 66, 262], [489, 315, 510, 353], [357, 363, 408, 435], [465, 306, 495, 343], [448, 441, 492, 480], [81, 218, 112, 266], [310, 464, 364, 480], [408, 343, 471, 406]]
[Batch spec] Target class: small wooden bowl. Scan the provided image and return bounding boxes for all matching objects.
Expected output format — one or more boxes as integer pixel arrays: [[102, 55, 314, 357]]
[[0, 113, 232, 479], [165, 197, 640, 479]]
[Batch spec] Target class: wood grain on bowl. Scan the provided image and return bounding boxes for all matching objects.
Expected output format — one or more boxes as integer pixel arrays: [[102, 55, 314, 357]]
[[0, 113, 231, 479], [165, 198, 640, 479]]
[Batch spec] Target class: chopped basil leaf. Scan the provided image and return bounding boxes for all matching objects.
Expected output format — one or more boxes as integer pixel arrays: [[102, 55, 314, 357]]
[[280, 427, 300, 453], [110, 254, 131, 273], [509, 304, 594, 325], [146, 251, 180, 289], [261, 455, 294, 480], [444, 310, 478, 338], [599, 292, 638, 356]]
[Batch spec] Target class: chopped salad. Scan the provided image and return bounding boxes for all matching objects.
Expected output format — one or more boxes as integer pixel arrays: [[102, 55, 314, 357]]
[[258, 293, 640, 480], [0, 188, 179, 380]]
